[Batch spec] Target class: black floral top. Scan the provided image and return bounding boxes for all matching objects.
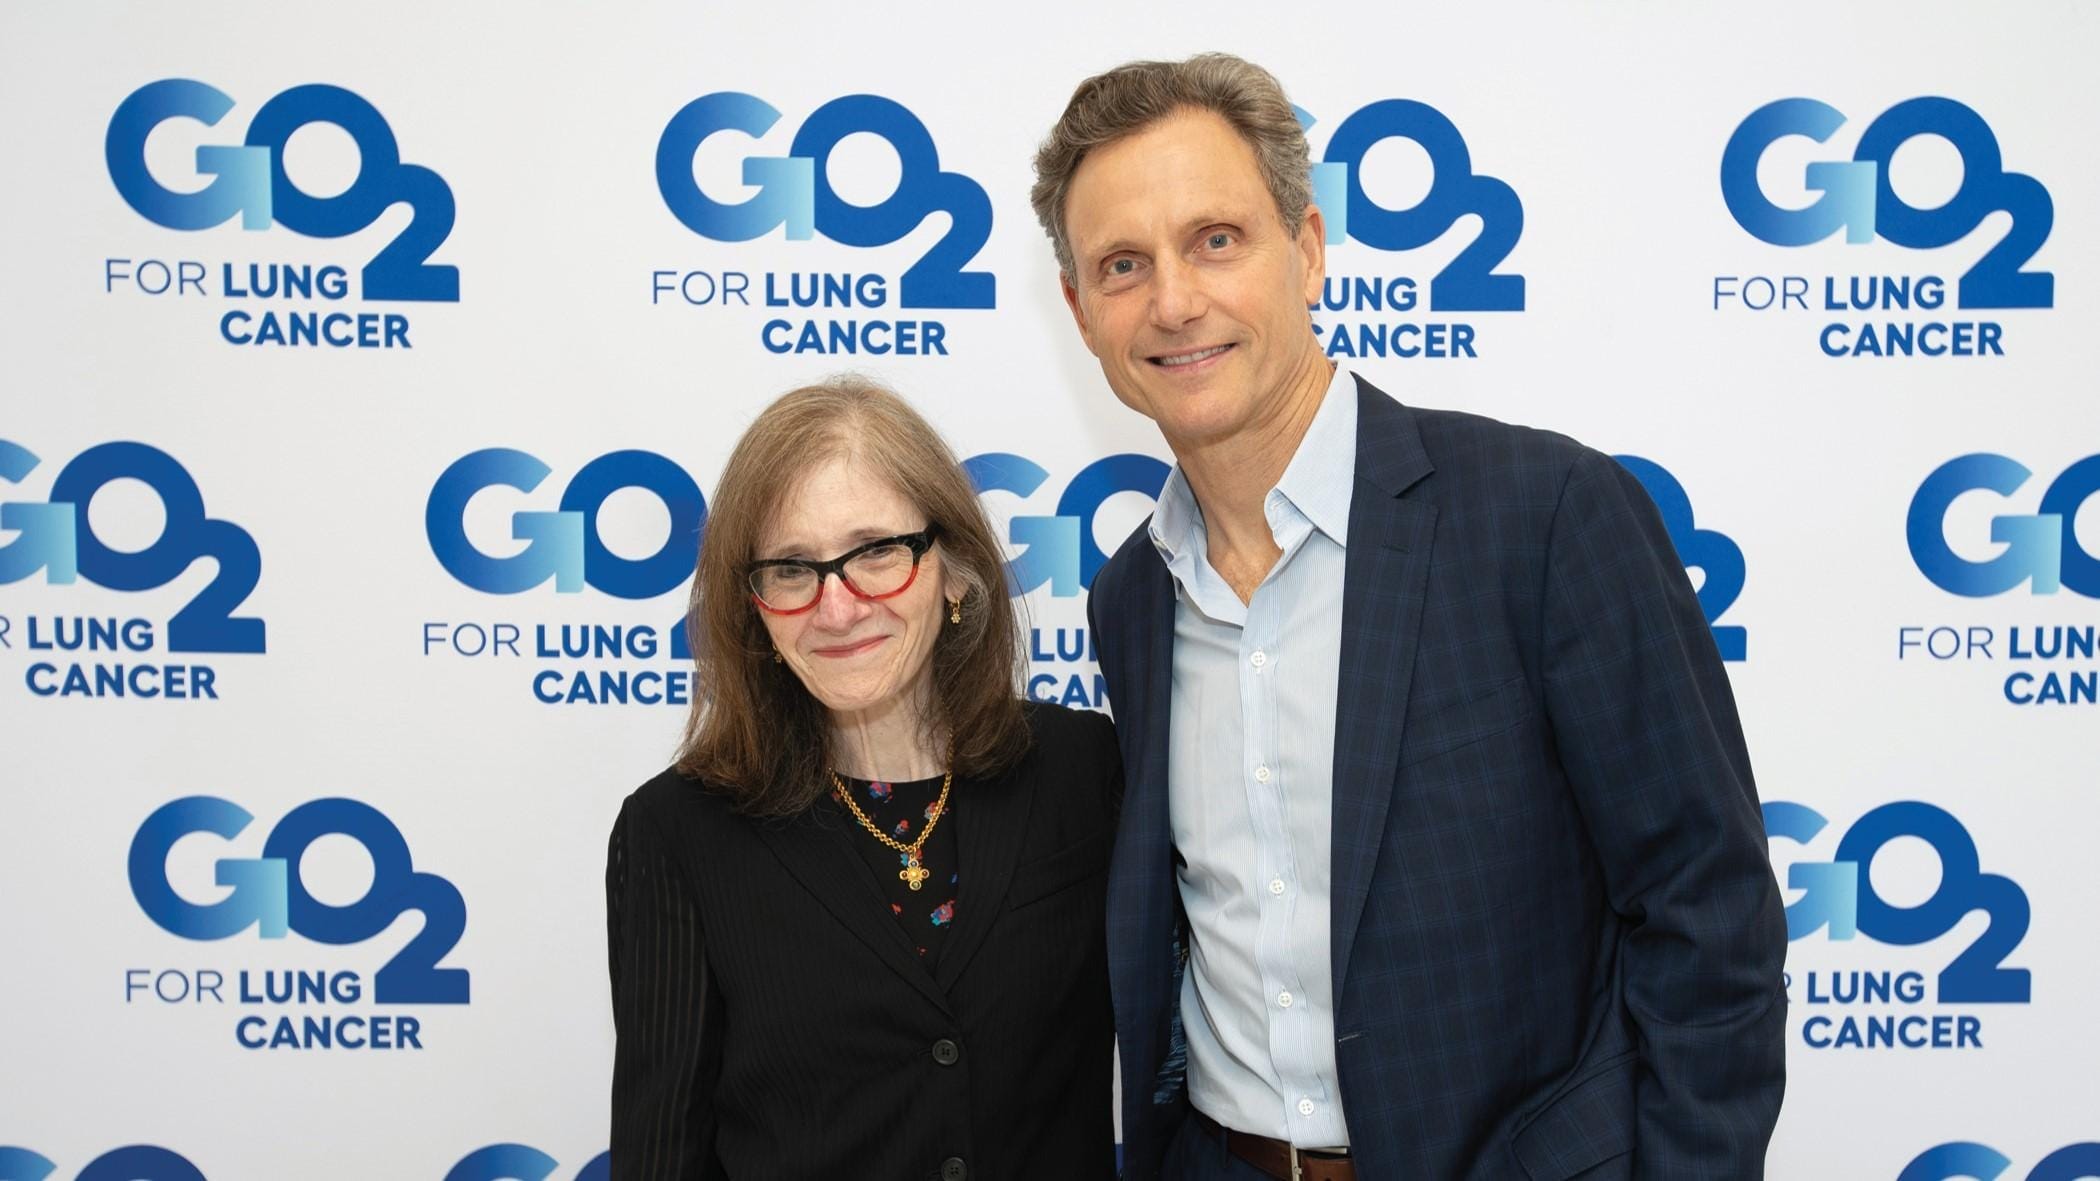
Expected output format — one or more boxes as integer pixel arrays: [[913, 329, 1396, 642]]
[[826, 773, 960, 967]]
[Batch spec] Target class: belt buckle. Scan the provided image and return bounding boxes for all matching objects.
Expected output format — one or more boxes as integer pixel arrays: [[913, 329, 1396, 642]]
[[1288, 1145, 1302, 1181]]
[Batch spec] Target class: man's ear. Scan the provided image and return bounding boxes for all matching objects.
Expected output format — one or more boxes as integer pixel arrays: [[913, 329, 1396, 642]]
[[1060, 270, 1099, 357], [1297, 204, 1328, 306]]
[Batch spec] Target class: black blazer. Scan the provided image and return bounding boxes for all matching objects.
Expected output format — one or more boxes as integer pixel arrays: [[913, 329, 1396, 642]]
[[606, 702, 1120, 1181]]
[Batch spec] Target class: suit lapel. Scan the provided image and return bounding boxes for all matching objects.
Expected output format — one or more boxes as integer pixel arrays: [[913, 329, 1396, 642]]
[[752, 808, 953, 1014], [1330, 377, 1438, 995], [1103, 543, 1181, 1107], [933, 758, 1036, 992]]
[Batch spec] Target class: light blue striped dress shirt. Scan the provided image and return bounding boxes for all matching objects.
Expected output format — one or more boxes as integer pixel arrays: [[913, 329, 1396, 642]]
[[1147, 365, 1355, 1148]]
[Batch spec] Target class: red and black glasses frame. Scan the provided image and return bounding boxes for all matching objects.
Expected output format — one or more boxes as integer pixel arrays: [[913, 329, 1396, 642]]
[[746, 525, 941, 616]]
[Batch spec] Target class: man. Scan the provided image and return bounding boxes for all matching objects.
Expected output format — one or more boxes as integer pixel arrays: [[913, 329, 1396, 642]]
[[1030, 54, 1786, 1180]]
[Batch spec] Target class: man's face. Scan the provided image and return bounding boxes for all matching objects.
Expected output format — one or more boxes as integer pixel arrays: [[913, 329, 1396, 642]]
[[1059, 107, 1325, 451]]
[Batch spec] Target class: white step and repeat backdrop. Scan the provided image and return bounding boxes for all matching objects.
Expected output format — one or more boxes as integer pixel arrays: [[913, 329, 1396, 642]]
[[3, 2, 2096, 1178]]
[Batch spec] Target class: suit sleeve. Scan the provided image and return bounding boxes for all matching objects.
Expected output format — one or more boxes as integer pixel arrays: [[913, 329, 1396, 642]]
[[607, 798, 725, 1180], [1538, 449, 1787, 1178]]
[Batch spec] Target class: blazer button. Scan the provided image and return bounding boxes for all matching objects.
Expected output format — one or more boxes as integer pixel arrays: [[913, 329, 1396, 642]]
[[931, 1038, 961, 1066], [941, 1156, 967, 1180]]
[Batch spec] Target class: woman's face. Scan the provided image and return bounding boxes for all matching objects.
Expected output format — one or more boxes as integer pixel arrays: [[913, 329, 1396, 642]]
[[753, 453, 955, 720]]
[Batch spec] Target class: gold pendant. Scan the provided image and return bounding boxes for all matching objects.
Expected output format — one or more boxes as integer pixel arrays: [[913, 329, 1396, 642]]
[[900, 857, 930, 891]]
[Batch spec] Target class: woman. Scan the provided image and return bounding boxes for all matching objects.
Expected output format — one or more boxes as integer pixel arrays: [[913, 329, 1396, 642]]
[[607, 377, 1120, 1180]]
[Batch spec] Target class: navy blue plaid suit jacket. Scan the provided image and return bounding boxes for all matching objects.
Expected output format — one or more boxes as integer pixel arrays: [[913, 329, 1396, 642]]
[[1089, 377, 1786, 1180]]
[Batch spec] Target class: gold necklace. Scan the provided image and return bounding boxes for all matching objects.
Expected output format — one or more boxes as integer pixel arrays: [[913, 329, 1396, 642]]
[[830, 761, 954, 891]]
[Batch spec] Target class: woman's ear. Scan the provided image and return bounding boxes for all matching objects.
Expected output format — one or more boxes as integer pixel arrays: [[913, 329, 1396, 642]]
[[938, 552, 976, 614]]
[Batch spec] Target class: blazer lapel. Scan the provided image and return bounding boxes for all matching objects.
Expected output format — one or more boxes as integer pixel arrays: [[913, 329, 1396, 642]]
[[932, 758, 1036, 992], [1330, 377, 1438, 995], [1104, 546, 1181, 1102], [752, 809, 953, 1014]]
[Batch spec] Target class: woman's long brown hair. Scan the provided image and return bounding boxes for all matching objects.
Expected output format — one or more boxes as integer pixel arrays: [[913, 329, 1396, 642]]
[[674, 377, 1029, 816]]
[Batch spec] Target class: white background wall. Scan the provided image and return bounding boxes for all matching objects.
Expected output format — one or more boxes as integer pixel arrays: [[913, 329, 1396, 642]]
[[2, 2, 2095, 1177]]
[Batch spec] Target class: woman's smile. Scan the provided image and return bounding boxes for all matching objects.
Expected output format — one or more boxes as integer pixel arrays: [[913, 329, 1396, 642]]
[[811, 635, 890, 659]]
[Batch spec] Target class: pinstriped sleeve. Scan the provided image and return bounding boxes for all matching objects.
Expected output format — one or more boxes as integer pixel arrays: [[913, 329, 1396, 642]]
[[607, 797, 723, 1181]]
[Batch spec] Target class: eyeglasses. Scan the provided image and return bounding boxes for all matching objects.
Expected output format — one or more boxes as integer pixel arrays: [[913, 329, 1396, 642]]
[[746, 526, 941, 615]]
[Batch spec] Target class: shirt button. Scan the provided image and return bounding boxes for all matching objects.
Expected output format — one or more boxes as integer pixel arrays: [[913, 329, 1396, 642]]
[[931, 1038, 961, 1066], [1250, 649, 1268, 669], [1277, 990, 1293, 1008], [1255, 764, 1272, 784], [941, 1158, 967, 1181], [1298, 1098, 1316, 1117], [1268, 878, 1286, 896]]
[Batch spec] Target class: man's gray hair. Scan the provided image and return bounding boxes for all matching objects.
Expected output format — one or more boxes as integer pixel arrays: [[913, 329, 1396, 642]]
[[1029, 53, 1314, 280]]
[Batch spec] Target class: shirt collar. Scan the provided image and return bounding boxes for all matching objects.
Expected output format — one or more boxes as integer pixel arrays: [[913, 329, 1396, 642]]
[[1148, 460, 1202, 582], [1148, 365, 1359, 563], [1272, 365, 1357, 547]]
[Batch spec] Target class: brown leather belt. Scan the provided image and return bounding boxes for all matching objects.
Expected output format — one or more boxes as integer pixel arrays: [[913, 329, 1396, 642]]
[[1191, 1110, 1355, 1181]]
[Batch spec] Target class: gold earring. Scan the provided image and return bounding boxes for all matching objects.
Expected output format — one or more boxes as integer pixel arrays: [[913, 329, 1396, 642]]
[[949, 599, 962, 625], [772, 649, 784, 663]]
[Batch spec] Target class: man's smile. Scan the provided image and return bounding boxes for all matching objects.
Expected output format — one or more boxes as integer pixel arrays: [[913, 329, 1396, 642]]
[[1149, 343, 1235, 370]]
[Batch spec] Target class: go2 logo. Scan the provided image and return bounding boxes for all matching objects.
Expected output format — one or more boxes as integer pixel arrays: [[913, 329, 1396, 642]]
[[130, 797, 467, 1002], [129, 797, 464, 1049], [427, 449, 705, 600], [1299, 98, 1522, 315], [1722, 97, 2051, 310], [1909, 454, 2100, 598], [424, 449, 705, 706], [963, 453, 1169, 597], [1902, 453, 2100, 706], [1901, 1143, 2100, 1181], [1765, 801, 2027, 1051], [1765, 801, 2028, 1001], [106, 80, 457, 302], [1613, 456, 1745, 661], [964, 452, 1167, 709], [0, 441, 261, 650], [445, 1146, 608, 1181], [0, 1147, 206, 1181], [1, 441, 260, 700], [656, 93, 992, 311]]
